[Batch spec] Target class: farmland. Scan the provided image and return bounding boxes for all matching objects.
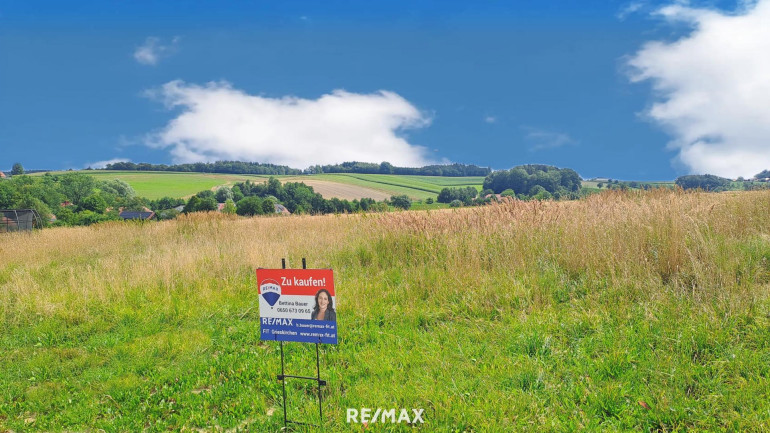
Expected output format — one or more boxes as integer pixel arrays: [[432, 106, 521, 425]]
[[34, 171, 487, 201], [1, 189, 769, 431], [38, 171, 272, 199]]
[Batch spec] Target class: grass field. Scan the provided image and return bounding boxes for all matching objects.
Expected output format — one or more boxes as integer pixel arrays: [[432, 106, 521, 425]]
[[37, 170, 673, 203], [1, 189, 770, 431], [36, 171, 272, 199], [37, 171, 486, 201]]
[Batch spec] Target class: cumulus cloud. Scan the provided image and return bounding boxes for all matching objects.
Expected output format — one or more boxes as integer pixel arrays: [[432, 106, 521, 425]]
[[143, 80, 436, 168], [134, 36, 179, 65], [627, 0, 770, 178], [86, 158, 130, 169], [523, 127, 578, 152]]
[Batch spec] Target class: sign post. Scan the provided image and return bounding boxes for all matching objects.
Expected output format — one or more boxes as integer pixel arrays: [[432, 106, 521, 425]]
[[258, 258, 337, 428]]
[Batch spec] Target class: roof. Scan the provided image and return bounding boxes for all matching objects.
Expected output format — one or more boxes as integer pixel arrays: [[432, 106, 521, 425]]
[[274, 204, 290, 215], [119, 211, 155, 220], [0, 171, 5, 178]]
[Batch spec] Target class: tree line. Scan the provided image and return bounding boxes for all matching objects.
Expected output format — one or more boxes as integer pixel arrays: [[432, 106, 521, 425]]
[[102, 160, 490, 177], [305, 161, 491, 176], [103, 161, 302, 175]]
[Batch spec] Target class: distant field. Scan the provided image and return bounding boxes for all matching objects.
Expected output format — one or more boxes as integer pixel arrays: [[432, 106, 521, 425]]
[[36, 171, 271, 199], [283, 174, 486, 200], [38, 171, 488, 201]]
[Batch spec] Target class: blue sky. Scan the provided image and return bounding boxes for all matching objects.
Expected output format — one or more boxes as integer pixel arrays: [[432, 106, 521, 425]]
[[2, 0, 769, 180]]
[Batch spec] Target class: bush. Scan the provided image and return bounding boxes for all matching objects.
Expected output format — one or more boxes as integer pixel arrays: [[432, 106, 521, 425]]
[[390, 195, 411, 210], [449, 199, 463, 208], [236, 196, 264, 216]]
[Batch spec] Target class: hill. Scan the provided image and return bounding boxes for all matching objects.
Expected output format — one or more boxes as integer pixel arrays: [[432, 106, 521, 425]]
[[2, 189, 769, 431], [33, 171, 487, 201]]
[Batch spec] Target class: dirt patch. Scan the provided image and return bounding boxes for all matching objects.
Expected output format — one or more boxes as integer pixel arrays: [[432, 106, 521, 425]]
[[286, 179, 392, 200]]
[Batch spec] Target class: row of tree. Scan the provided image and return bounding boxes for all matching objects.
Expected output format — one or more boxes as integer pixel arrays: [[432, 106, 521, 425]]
[[103, 161, 302, 175], [180, 177, 387, 216], [101, 160, 490, 177], [305, 161, 491, 176]]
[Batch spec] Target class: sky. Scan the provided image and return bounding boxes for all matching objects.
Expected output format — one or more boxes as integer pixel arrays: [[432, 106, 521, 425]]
[[1, 0, 769, 180]]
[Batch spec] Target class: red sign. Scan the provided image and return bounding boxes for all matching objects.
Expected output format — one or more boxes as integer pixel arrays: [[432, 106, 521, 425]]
[[257, 268, 337, 344]]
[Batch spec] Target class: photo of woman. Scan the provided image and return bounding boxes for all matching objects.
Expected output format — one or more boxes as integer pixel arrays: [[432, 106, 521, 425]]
[[311, 289, 336, 321]]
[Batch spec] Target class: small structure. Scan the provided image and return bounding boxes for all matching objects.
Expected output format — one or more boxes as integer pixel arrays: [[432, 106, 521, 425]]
[[0, 171, 6, 178], [119, 211, 155, 220], [274, 204, 291, 215], [0, 209, 43, 232]]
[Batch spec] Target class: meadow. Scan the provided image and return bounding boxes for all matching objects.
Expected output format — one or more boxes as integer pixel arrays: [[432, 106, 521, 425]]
[[36, 171, 272, 200], [1, 189, 769, 431], [37, 171, 486, 201]]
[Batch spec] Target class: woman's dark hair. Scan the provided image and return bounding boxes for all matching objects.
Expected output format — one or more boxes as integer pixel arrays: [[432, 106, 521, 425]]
[[312, 289, 334, 318]]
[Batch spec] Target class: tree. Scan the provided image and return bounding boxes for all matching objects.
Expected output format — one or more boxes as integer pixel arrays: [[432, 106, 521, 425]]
[[261, 197, 276, 214], [449, 199, 462, 208], [675, 174, 731, 191], [183, 196, 201, 213], [196, 190, 215, 199], [222, 199, 237, 214], [197, 197, 217, 211], [215, 187, 234, 203], [501, 189, 516, 198], [390, 195, 411, 210], [236, 196, 264, 216], [81, 194, 108, 213], [11, 163, 24, 176]]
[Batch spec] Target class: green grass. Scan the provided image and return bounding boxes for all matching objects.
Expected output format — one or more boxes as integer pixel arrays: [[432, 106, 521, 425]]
[[35, 171, 271, 199], [33, 171, 486, 201], [2, 190, 770, 431]]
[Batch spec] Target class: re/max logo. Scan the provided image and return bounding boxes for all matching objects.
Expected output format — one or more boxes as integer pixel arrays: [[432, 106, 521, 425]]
[[346, 408, 425, 424]]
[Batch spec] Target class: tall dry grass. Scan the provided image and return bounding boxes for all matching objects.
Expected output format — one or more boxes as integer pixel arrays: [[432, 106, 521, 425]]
[[1, 188, 768, 322]]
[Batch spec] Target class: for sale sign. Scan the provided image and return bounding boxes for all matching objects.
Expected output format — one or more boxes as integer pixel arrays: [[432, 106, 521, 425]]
[[257, 268, 337, 344]]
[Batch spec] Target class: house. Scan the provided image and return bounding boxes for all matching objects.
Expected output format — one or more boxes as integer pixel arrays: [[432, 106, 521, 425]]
[[274, 204, 291, 215], [217, 203, 226, 212], [173, 205, 185, 212], [119, 211, 155, 220], [0, 171, 5, 178]]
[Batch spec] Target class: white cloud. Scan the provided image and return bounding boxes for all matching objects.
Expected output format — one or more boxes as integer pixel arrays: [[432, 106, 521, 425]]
[[484, 116, 497, 124], [523, 127, 577, 151], [627, 0, 770, 178], [144, 81, 436, 168], [617, 2, 644, 20], [86, 158, 130, 169], [134, 36, 179, 66]]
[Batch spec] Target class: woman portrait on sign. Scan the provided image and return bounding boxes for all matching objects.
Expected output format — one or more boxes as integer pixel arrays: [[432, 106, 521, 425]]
[[311, 289, 336, 321]]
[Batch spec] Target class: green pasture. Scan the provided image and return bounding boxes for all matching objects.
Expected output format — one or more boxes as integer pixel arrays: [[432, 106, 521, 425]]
[[36, 171, 270, 199], [2, 191, 770, 431]]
